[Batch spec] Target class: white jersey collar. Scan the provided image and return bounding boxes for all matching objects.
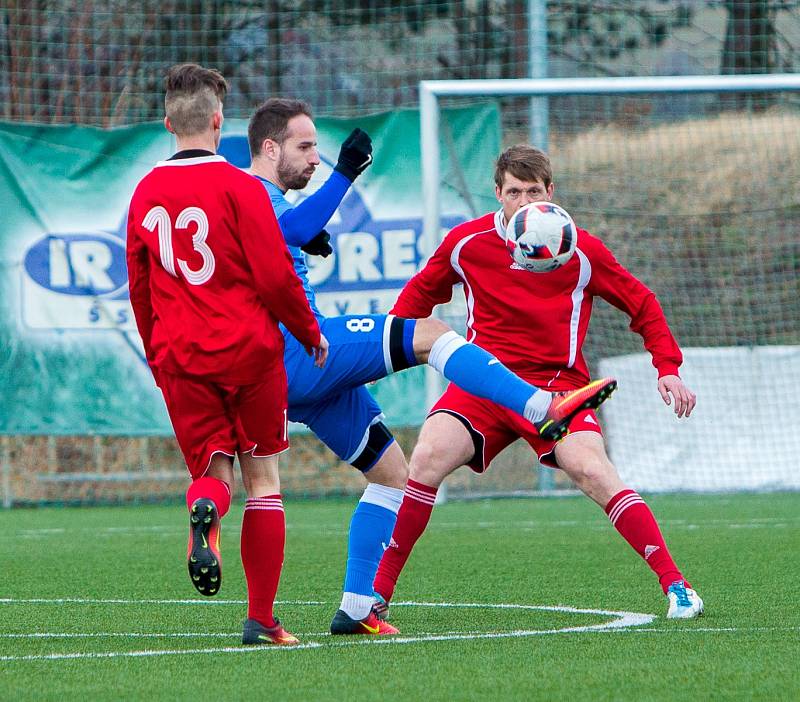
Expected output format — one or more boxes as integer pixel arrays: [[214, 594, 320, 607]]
[[155, 155, 228, 167], [493, 209, 507, 241]]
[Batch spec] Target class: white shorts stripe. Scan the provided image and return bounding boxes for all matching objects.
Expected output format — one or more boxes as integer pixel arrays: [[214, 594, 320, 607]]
[[344, 413, 386, 465]]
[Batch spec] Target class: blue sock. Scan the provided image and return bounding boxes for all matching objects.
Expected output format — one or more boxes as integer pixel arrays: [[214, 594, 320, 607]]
[[428, 331, 551, 422], [341, 483, 402, 619]]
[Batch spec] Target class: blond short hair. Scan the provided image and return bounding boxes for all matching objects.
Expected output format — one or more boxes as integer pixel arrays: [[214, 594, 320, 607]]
[[164, 63, 228, 136]]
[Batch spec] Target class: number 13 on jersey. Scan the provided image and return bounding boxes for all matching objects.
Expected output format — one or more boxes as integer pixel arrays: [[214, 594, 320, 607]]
[[142, 206, 215, 285]]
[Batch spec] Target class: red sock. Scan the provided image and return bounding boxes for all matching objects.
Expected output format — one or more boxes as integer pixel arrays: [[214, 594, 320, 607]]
[[186, 476, 231, 518], [373, 479, 437, 602], [241, 495, 285, 627], [605, 489, 686, 593]]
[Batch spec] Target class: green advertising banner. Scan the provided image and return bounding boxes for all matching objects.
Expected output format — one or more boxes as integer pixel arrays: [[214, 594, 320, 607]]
[[0, 104, 500, 435]]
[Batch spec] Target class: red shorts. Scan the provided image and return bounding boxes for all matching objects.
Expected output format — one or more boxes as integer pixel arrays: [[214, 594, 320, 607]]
[[157, 366, 289, 479], [429, 384, 603, 472]]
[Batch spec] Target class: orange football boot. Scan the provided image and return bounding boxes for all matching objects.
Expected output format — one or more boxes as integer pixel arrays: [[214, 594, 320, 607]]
[[534, 377, 618, 441]]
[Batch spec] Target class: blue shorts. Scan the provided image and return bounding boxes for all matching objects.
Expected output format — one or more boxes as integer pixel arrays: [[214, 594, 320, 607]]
[[283, 314, 417, 466]]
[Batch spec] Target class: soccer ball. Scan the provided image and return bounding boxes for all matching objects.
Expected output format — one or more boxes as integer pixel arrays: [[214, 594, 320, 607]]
[[504, 201, 577, 273]]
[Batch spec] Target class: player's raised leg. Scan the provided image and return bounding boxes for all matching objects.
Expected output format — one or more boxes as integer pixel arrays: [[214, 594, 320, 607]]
[[186, 459, 233, 597], [286, 313, 616, 444], [554, 432, 703, 619], [373, 412, 474, 611], [413, 317, 617, 438], [157, 370, 237, 598]]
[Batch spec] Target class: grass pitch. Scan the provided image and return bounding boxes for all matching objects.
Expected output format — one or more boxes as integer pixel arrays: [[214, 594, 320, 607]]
[[2, 493, 799, 701]]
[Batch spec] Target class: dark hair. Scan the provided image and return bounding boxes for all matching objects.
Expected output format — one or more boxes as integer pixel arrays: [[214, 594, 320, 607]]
[[248, 98, 313, 158], [164, 63, 228, 136], [494, 145, 553, 189]]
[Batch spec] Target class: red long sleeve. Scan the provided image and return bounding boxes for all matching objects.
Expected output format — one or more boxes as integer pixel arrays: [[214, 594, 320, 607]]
[[586, 238, 682, 378], [126, 211, 155, 361], [391, 227, 461, 318]]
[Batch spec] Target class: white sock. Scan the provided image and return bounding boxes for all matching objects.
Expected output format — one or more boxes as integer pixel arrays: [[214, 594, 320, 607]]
[[523, 390, 552, 423], [339, 484, 403, 620], [360, 482, 403, 512], [427, 331, 467, 374], [340, 592, 375, 620]]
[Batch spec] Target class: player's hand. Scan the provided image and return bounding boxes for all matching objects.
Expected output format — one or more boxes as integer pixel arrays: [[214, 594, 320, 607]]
[[300, 229, 333, 257], [312, 333, 329, 368], [658, 374, 696, 418], [334, 128, 373, 182]]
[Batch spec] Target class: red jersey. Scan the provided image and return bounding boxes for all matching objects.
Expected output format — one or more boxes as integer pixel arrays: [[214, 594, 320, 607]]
[[127, 153, 320, 385], [393, 211, 682, 390]]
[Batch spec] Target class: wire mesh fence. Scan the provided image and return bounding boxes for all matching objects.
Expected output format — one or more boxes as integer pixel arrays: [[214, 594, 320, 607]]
[[2, 1, 799, 126]]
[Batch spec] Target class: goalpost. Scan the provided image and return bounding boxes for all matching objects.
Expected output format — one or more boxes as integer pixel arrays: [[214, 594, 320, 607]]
[[420, 74, 800, 498]]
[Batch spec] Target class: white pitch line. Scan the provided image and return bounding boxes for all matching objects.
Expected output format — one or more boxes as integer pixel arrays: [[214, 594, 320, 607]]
[[4, 625, 798, 643], [1, 632, 240, 639], [0, 598, 324, 606], [0, 643, 322, 661], [0, 601, 656, 662], [605, 626, 800, 634], [0, 597, 634, 616], [0, 598, 637, 614], [0, 630, 468, 640]]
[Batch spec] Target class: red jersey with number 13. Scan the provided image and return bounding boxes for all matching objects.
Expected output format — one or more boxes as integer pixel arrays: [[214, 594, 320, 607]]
[[127, 154, 320, 385]]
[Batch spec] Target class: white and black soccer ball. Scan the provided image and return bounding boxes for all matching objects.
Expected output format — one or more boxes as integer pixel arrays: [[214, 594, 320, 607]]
[[504, 201, 577, 273]]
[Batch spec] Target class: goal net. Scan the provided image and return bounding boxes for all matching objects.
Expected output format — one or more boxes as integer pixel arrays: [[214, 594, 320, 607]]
[[420, 75, 800, 497]]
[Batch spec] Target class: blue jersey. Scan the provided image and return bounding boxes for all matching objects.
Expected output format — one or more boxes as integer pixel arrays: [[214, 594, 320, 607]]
[[252, 173, 418, 469], [259, 178, 322, 319]]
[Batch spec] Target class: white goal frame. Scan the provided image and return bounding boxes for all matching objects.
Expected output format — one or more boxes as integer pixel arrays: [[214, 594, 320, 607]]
[[420, 73, 800, 266], [420, 73, 800, 496]]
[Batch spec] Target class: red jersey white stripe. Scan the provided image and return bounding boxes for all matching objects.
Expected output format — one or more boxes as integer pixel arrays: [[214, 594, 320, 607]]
[[450, 228, 492, 343], [392, 210, 683, 390]]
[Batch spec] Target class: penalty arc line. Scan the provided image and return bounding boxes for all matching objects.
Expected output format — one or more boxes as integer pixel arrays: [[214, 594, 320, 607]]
[[2, 625, 798, 645], [0, 600, 656, 662], [0, 597, 641, 614]]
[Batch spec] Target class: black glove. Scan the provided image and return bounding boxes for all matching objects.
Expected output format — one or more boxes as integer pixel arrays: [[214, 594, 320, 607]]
[[301, 229, 333, 257], [334, 127, 373, 182]]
